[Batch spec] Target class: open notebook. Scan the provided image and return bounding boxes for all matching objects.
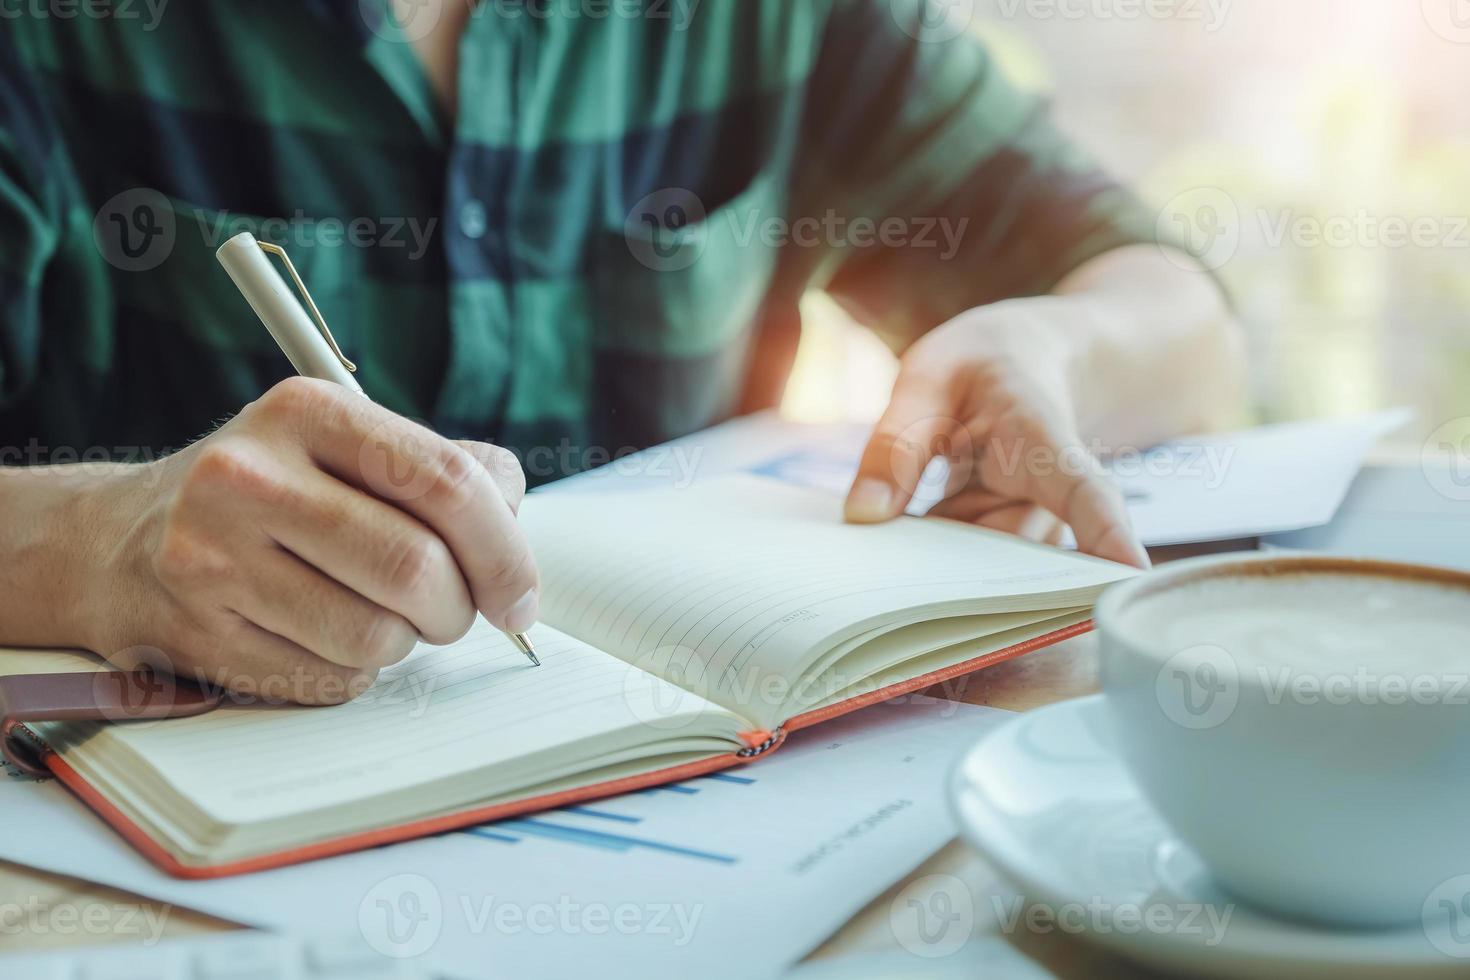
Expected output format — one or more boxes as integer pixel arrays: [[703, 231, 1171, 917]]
[[10, 476, 1134, 877]]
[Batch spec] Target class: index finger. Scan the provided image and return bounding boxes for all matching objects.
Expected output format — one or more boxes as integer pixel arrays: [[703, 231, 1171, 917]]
[[845, 379, 964, 524], [275, 379, 541, 633], [981, 433, 1148, 568]]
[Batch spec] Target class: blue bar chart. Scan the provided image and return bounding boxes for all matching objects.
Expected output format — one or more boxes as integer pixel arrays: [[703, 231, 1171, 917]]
[[462, 772, 756, 864]]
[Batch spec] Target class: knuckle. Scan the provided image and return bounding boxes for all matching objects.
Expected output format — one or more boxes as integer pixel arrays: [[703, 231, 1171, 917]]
[[420, 599, 476, 648], [258, 376, 331, 419], [425, 445, 482, 515], [964, 357, 1007, 390], [357, 612, 418, 668], [487, 445, 526, 492], [381, 533, 448, 605], [186, 441, 280, 501], [152, 523, 230, 587], [253, 377, 348, 446], [481, 543, 535, 598], [989, 410, 1033, 447], [444, 602, 477, 644]]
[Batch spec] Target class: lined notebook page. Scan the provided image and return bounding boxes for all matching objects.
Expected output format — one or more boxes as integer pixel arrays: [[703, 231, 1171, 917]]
[[64, 623, 736, 824], [522, 476, 1133, 716]]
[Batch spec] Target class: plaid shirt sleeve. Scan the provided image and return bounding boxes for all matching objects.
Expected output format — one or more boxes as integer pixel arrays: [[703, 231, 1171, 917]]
[[801, 0, 1162, 352]]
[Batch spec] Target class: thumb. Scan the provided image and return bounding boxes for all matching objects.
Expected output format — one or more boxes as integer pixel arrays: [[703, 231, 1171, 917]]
[[844, 374, 960, 524]]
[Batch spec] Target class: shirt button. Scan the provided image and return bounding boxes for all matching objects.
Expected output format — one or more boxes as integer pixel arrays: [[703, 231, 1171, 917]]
[[459, 199, 488, 240]]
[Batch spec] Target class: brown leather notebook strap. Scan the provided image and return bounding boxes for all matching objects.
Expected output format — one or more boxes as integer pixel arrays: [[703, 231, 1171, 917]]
[[0, 671, 222, 777]]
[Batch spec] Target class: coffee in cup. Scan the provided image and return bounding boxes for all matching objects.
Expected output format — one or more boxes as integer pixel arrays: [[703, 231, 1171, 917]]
[[1097, 553, 1470, 928]]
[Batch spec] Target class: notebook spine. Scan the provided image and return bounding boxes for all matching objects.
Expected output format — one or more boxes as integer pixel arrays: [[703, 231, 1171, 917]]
[[735, 728, 783, 759], [3, 722, 51, 777]]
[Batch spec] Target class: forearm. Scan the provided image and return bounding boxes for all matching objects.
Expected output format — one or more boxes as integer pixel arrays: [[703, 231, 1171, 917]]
[[1044, 244, 1246, 449], [0, 462, 129, 651]]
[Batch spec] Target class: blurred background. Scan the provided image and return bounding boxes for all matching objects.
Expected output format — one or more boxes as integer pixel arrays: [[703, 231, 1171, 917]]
[[783, 0, 1470, 455]]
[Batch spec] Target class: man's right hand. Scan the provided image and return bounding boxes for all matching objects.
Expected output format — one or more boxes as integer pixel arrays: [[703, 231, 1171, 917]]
[[74, 378, 539, 705]]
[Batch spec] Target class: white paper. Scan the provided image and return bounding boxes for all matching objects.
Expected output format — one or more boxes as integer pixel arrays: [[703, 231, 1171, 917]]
[[1096, 409, 1412, 545], [555, 409, 1411, 546], [1265, 462, 1470, 571], [0, 696, 1010, 980]]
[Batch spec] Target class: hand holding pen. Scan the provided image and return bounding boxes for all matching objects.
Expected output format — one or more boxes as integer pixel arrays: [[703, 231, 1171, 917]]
[[160, 232, 535, 667], [212, 233, 541, 667], [60, 366, 542, 710]]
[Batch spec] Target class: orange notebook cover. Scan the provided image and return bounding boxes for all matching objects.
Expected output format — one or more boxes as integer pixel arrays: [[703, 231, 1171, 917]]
[[8, 620, 1091, 880]]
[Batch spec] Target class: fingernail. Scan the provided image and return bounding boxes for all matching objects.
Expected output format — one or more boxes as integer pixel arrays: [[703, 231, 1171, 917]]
[[1109, 537, 1152, 570], [504, 588, 539, 634], [845, 478, 895, 523]]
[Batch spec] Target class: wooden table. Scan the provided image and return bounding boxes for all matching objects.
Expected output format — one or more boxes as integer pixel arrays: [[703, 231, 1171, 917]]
[[1, 545, 1244, 976]]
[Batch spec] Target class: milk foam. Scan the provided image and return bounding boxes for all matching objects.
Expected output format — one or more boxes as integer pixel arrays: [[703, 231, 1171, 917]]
[[1120, 573, 1470, 675]]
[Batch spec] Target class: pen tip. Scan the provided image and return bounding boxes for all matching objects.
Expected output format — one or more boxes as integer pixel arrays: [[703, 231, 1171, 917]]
[[511, 631, 539, 665]]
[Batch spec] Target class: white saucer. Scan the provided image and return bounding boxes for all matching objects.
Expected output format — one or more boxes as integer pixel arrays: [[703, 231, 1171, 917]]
[[949, 695, 1468, 979]]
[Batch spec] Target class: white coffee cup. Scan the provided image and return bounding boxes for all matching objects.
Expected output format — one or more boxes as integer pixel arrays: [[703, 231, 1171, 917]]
[[1097, 552, 1470, 928]]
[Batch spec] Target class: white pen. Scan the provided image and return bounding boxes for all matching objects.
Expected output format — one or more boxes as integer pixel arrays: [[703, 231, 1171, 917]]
[[215, 232, 540, 667]]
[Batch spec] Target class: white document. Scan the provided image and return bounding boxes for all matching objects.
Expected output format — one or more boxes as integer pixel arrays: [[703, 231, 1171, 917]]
[[1097, 409, 1412, 545], [557, 409, 1410, 546], [1265, 462, 1470, 571], [0, 696, 1010, 980]]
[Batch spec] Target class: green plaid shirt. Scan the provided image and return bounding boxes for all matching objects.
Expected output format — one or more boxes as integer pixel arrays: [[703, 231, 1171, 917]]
[[0, 0, 1155, 482]]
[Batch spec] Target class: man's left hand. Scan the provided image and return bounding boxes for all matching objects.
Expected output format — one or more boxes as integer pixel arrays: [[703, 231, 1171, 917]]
[[843, 299, 1150, 569]]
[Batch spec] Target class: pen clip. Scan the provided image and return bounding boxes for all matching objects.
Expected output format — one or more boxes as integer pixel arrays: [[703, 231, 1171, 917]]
[[256, 242, 357, 374]]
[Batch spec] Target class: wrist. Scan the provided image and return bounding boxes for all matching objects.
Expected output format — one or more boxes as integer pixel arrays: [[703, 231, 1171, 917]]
[[3, 462, 139, 652]]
